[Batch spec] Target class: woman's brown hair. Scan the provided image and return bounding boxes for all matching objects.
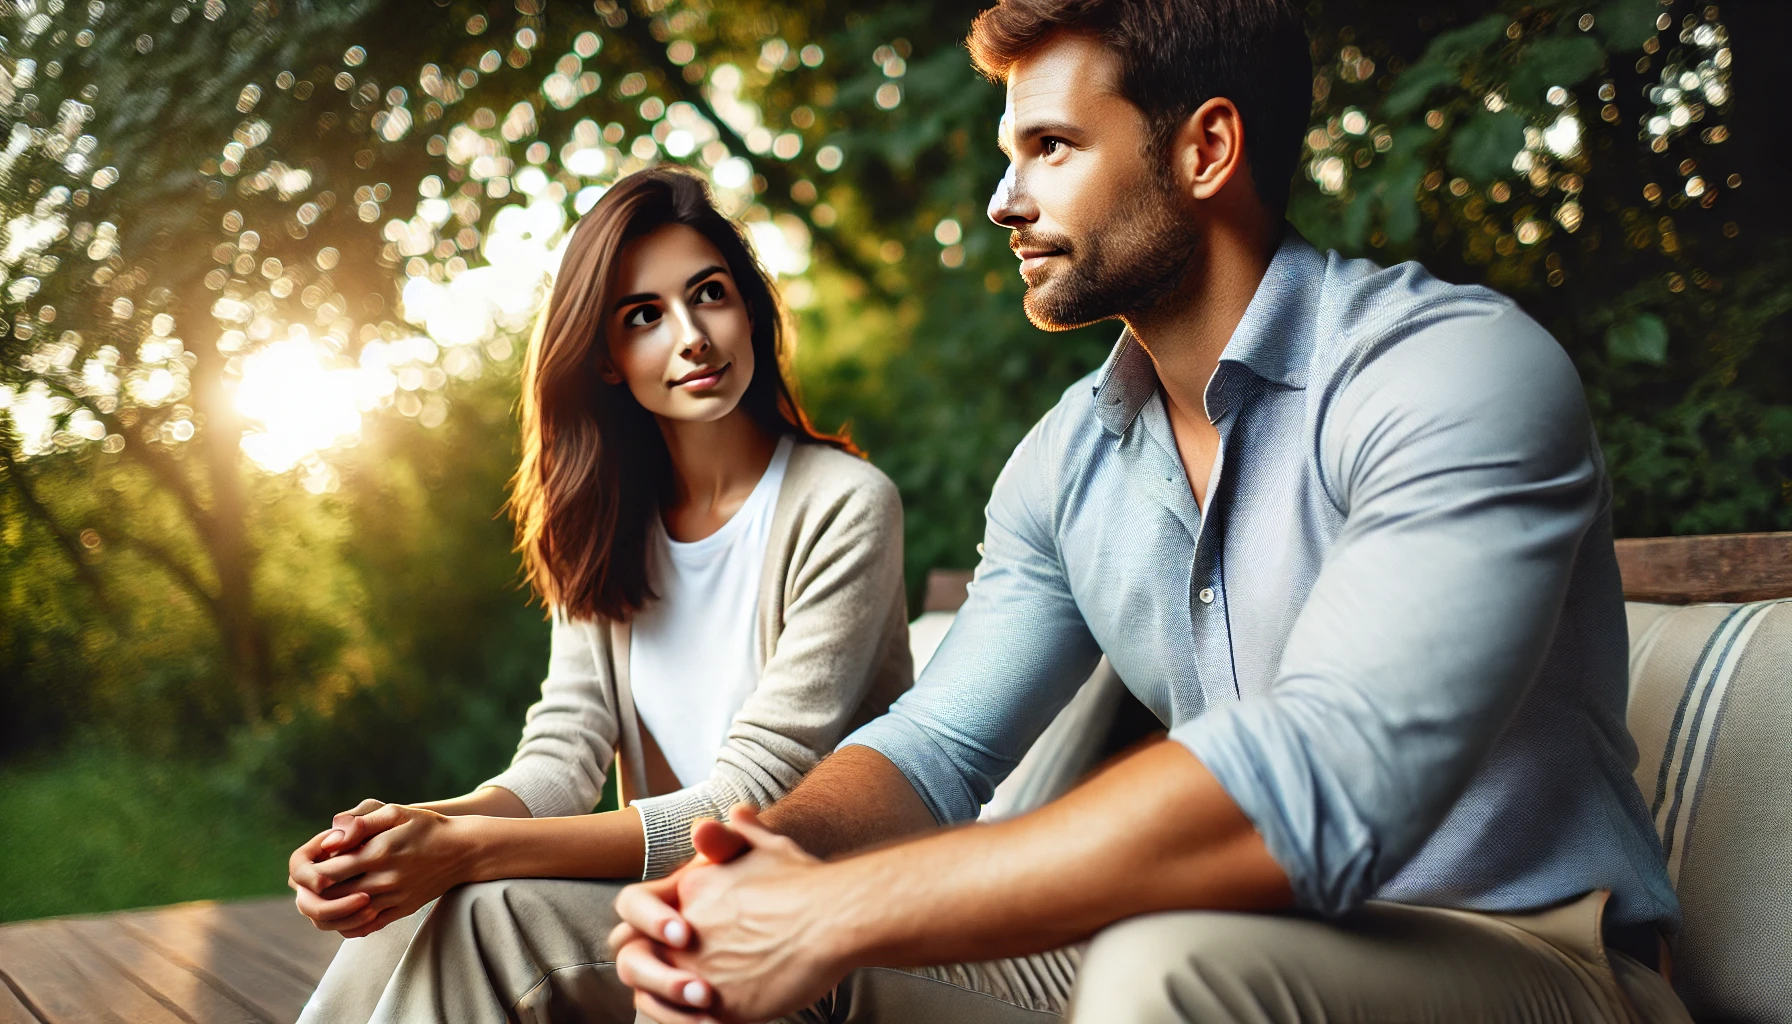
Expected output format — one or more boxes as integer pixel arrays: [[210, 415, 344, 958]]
[[509, 166, 853, 622]]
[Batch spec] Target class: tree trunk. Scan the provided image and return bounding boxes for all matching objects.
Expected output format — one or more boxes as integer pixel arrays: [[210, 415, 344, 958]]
[[186, 289, 270, 726]]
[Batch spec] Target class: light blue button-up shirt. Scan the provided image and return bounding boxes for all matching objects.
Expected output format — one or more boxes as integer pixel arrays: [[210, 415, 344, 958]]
[[846, 231, 1679, 929]]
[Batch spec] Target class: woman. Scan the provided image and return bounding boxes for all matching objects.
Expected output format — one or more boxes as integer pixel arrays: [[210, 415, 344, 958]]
[[289, 166, 912, 1022]]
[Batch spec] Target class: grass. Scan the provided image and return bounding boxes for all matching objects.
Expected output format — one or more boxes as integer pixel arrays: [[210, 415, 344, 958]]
[[0, 743, 316, 922]]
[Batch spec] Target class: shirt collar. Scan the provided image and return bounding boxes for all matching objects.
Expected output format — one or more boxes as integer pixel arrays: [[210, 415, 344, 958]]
[[1092, 229, 1327, 436]]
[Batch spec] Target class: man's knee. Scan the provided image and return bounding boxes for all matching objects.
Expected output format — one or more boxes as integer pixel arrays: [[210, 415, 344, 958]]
[[1068, 911, 1304, 1024]]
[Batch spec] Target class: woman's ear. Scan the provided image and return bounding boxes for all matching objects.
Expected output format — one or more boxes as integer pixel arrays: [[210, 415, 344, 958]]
[[597, 358, 624, 385]]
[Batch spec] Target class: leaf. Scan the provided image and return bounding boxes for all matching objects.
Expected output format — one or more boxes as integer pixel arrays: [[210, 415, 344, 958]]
[[1446, 110, 1527, 183], [1606, 314, 1670, 365], [1383, 63, 1459, 118], [1340, 189, 1374, 251], [1507, 36, 1606, 107], [1380, 163, 1427, 245], [1596, 0, 1660, 50], [1384, 125, 1436, 166], [1421, 14, 1510, 64]]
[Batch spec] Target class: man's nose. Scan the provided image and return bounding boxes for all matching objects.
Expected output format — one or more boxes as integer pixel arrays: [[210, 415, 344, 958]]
[[987, 162, 1036, 228]]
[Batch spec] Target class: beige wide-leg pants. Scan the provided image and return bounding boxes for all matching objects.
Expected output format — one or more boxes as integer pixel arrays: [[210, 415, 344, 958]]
[[1067, 890, 1692, 1024], [298, 881, 1688, 1023], [295, 877, 1075, 1023]]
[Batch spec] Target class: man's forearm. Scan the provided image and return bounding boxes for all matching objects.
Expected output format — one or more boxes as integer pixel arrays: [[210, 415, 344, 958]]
[[805, 738, 1292, 967], [760, 745, 939, 858]]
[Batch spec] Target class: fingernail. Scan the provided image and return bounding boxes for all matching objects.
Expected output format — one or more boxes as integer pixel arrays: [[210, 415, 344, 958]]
[[663, 919, 689, 946], [682, 980, 709, 1007], [324, 829, 345, 846]]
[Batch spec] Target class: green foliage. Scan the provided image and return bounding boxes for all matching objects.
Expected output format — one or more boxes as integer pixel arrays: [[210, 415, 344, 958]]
[[1606, 313, 1669, 365], [241, 373, 552, 818], [0, 0, 1787, 924], [1598, 0, 1665, 50], [0, 743, 313, 921], [1294, 0, 1790, 538], [1505, 36, 1605, 106], [1446, 110, 1527, 183]]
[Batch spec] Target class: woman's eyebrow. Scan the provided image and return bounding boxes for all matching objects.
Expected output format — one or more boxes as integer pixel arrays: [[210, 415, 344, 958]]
[[613, 266, 727, 310], [684, 264, 726, 289]]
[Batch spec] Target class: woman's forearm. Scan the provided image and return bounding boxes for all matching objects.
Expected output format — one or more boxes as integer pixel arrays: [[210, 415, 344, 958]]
[[418, 785, 533, 819], [459, 807, 648, 882]]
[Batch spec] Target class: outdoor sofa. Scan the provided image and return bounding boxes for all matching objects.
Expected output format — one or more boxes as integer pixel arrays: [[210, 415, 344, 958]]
[[911, 531, 1792, 1023]]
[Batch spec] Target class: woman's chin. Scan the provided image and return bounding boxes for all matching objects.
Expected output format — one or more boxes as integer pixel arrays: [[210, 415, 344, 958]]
[[653, 391, 750, 425]]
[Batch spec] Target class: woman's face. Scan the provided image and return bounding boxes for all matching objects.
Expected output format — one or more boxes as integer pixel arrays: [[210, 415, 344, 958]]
[[603, 223, 756, 425]]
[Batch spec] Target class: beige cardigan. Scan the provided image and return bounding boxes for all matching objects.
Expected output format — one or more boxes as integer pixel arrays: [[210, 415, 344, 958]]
[[483, 440, 913, 877]]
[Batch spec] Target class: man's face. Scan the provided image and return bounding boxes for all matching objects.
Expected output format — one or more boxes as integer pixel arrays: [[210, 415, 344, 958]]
[[988, 34, 1199, 331]]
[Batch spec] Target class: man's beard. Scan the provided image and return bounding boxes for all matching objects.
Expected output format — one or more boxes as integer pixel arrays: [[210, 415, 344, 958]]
[[1016, 175, 1201, 332]]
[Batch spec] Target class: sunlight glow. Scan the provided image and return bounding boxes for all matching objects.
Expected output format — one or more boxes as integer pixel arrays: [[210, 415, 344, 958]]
[[225, 195, 574, 475], [233, 335, 375, 473]]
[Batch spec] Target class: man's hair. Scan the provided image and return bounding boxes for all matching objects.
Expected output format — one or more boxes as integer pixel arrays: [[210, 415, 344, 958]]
[[967, 0, 1313, 217]]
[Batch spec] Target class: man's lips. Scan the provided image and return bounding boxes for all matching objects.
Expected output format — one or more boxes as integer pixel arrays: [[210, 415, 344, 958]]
[[1014, 247, 1065, 276], [669, 362, 730, 390]]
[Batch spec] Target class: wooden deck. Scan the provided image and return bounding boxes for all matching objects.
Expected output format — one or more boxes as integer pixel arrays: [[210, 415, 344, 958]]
[[0, 897, 339, 1024]]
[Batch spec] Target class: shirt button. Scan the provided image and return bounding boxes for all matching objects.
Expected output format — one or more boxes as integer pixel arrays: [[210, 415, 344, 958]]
[[1198, 587, 1215, 604]]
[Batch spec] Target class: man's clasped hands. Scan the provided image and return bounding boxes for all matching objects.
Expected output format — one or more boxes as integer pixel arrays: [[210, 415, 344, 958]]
[[287, 801, 844, 1023]]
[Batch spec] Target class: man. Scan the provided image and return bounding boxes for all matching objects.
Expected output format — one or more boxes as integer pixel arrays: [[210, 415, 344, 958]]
[[612, 0, 1692, 1021]]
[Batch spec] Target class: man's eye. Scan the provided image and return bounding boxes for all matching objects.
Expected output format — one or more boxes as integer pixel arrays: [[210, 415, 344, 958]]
[[1041, 137, 1062, 156], [624, 306, 661, 328], [693, 280, 726, 304]]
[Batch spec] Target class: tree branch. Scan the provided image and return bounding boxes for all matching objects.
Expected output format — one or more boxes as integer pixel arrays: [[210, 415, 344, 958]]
[[108, 525, 224, 622], [610, 12, 896, 297], [33, 377, 219, 541], [0, 448, 123, 623]]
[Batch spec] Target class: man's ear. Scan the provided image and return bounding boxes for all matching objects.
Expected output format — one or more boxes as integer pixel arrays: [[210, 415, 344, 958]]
[[1171, 96, 1248, 203]]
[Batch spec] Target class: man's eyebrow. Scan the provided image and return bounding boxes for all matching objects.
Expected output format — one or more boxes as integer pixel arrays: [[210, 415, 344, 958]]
[[614, 265, 728, 310], [1005, 119, 1081, 154]]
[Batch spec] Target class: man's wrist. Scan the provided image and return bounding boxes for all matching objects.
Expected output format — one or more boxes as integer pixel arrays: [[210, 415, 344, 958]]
[[802, 859, 882, 974]]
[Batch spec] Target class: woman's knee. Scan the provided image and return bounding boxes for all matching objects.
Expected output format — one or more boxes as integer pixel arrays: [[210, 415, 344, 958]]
[[427, 878, 629, 957]]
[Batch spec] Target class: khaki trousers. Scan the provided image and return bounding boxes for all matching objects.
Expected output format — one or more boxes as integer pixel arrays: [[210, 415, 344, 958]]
[[297, 880, 1688, 1023], [1068, 890, 1691, 1024], [295, 877, 1074, 1023]]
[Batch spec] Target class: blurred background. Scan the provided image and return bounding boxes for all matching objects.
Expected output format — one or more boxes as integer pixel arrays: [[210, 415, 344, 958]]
[[0, 0, 1785, 922]]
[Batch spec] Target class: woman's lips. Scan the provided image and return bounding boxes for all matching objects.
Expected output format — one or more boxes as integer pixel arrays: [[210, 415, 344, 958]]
[[671, 362, 730, 390]]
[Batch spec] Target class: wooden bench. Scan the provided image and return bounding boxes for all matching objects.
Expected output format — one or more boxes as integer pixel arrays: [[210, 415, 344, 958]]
[[922, 531, 1792, 609]]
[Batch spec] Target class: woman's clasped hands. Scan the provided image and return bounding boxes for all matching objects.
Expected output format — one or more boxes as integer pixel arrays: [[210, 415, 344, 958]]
[[287, 799, 476, 939]]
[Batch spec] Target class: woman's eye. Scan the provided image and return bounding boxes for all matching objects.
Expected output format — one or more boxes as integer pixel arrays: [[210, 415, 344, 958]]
[[693, 280, 726, 304], [624, 306, 661, 328]]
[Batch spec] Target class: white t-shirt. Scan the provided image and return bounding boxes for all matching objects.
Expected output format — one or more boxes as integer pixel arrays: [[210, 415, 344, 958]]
[[629, 435, 793, 788]]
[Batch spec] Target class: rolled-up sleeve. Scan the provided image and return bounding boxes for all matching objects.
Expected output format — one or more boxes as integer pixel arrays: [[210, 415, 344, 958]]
[[1175, 306, 1603, 917], [844, 416, 1103, 824]]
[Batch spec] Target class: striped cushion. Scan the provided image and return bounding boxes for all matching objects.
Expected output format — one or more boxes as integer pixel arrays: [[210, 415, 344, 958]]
[[1627, 600, 1792, 1023]]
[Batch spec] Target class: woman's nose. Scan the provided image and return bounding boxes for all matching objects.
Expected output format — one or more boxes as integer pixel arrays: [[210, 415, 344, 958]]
[[673, 307, 709, 358]]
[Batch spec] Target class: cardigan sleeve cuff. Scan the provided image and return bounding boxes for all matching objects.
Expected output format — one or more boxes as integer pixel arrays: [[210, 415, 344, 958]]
[[631, 786, 732, 879], [481, 758, 594, 820]]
